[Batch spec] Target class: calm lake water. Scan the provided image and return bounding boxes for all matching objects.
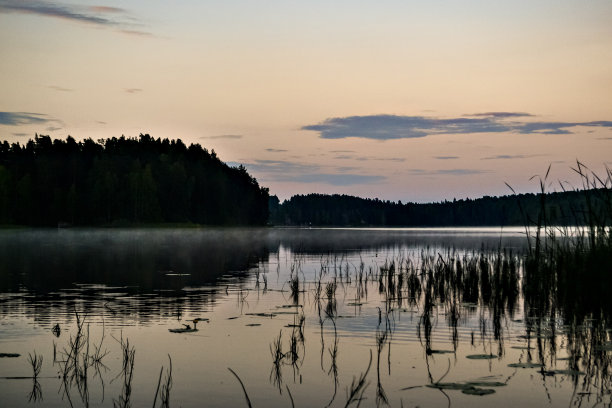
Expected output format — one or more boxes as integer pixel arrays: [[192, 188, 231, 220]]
[[0, 227, 609, 407]]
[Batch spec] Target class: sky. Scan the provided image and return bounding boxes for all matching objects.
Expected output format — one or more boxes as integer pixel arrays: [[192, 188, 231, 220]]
[[1, 0, 611, 202]]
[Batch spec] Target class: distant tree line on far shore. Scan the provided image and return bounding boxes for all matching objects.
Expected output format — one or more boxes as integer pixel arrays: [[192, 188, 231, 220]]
[[1, 135, 609, 228], [0, 134, 269, 226], [269, 188, 612, 227]]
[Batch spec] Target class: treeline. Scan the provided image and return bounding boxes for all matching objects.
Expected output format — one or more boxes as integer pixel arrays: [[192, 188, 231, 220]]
[[270, 189, 612, 227], [0, 134, 269, 226]]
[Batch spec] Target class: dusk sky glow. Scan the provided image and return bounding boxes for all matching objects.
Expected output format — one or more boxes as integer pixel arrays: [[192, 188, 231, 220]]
[[1, 0, 611, 202]]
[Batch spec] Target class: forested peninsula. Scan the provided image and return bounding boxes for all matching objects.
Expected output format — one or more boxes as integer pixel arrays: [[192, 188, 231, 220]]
[[1, 135, 609, 228], [0, 135, 269, 226]]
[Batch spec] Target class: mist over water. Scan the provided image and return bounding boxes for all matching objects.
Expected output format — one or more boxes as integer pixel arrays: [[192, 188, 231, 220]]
[[0, 228, 608, 407]]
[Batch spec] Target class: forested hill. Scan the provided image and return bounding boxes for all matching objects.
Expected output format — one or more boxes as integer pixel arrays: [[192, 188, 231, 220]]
[[0, 134, 269, 226], [270, 189, 611, 227]]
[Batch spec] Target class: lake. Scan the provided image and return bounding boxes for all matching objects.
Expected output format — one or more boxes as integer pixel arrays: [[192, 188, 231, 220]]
[[0, 227, 609, 407]]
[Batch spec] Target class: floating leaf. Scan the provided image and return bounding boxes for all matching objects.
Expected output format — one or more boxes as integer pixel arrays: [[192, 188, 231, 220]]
[[466, 354, 496, 360], [426, 382, 467, 390], [0, 353, 20, 358], [465, 381, 506, 387], [245, 312, 276, 318], [427, 349, 454, 355], [550, 369, 585, 376], [462, 387, 495, 396], [508, 362, 544, 368], [245, 323, 261, 327]]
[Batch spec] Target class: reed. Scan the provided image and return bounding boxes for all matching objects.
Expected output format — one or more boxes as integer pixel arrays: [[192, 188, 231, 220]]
[[228, 368, 252, 408], [344, 350, 372, 408], [28, 351, 43, 379]]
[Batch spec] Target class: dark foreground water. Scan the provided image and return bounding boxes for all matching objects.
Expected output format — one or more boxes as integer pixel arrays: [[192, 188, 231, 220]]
[[0, 228, 609, 407]]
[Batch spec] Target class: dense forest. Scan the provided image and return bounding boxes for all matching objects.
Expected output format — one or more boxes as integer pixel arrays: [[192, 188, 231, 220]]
[[270, 189, 612, 227], [0, 134, 269, 226]]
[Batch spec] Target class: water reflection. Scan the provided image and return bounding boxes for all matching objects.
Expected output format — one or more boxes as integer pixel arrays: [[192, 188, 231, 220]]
[[0, 228, 525, 323], [1, 227, 610, 407]]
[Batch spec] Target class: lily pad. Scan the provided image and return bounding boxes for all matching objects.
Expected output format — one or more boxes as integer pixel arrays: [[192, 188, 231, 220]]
[[549, 369, 585, 376], [466, 354, 496, 360], [465, 381, 506, 387], [0, 353, 20, 358], [245, 323, 261, 327], [508, 362, 544, 368], [462, 387, 495, 396], [427, 349, 454, 355], [426, 382, 468, 390], [245, 312, 276, 318]]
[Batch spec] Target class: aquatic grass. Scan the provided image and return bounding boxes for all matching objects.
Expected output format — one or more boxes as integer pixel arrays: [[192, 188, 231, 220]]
[[270, 331, 284, 391], [344, 350, 372, 408], [160, 355, 173, 408], [112, 334, 136, 408], [228, 368, 252, 408], [289, 274, 300, 304], [512, 164, 612, 401], [28, 351, 43, 379]]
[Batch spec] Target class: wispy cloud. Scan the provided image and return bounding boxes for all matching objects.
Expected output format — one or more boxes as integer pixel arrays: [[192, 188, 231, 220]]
[[481, 154, 539, 160], [89, 6, 124, 14], [332, 154, 405, 162], [119, 29, 152, 37], [303, 114, 612, 140], [434, 156, 459, 160], [265, 148, 288, 153], [12, 132, 28, 137], [0, 0, 151, 36], [435, 169, 490, 175], [124, 88, 142, 94], [239, 159, 319, 174], [407, 168, 490, 176], [337, 166, 358, 172], [468, 112, 533, 118], [277, 173, 385, 186], [200, 134, 243, 140], [0, 111, 51, 125], [237, 159, 385, 186], [49, 85, 72, 92]]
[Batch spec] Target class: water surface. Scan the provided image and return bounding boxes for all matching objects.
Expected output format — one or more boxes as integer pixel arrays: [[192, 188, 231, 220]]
[[0, 228, 608, 407]]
